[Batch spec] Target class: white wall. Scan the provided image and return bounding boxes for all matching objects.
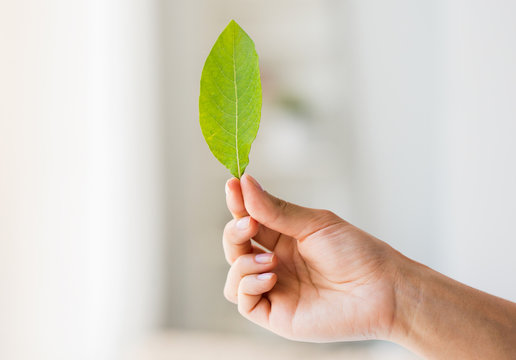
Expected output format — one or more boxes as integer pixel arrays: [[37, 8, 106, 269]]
[[0, 1, 164, 359], [344, 0, 444, 269], [443, 0, 516, 301]]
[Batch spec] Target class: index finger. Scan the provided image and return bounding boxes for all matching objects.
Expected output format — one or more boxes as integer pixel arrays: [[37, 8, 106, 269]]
[[223, 177, 253, 264], [225, 178, 249, 219], [225, 177, 281, 253]]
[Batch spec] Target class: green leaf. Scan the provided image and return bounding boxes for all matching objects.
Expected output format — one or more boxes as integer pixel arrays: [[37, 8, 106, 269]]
[[199, 20, 262, 178]]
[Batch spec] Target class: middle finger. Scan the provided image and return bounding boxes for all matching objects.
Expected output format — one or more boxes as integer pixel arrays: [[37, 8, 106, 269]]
[[223, 216, 259, 264]]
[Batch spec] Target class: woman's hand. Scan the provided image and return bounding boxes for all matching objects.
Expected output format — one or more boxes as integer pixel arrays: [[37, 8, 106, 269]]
[[223, 174, 516, 359], [222, 174, 402, 342]]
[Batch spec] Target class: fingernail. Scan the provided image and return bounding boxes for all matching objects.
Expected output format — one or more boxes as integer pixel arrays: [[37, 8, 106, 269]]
[[245, 174, 263, 191], [255, 253, 273, 264], [236, 216, 250, 230], [257, 273, 274, 280]]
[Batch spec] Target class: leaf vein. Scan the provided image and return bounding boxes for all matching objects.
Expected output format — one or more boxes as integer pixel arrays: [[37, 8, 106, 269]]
[[203, 113, 235, 136], [204, 95, 236, 117], [237, 72, 260, 100], [209, 57, 234, 82], [208, 77, 235, 103], [208, 134, 236, 149]]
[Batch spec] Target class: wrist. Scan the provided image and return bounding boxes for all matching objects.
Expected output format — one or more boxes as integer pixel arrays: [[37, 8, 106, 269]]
[[385, 252, 516, 359], [385, 252, 426, 345]]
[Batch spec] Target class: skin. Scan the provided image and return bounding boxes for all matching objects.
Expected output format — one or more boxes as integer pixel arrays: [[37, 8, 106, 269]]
[[223, 174, 516, 359]]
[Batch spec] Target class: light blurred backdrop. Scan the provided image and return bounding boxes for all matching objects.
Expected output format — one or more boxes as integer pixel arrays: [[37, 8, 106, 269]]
[[1, 0, 515, 359]]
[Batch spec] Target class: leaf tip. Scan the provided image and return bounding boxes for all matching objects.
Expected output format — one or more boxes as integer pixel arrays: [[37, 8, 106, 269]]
[[228, 19, 241, 30]]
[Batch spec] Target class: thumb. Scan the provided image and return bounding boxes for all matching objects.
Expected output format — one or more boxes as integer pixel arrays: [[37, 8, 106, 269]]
[[240, 174, 338, 240]]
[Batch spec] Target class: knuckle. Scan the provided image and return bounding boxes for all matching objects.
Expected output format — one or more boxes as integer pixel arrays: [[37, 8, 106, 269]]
[[225, 254, 234, 265], [224, 289, 236, 304], [223, 285, 232, 302], [232, 255, 244, 269], [232, 253, 252, 271], [222, 220, 234, 239], [268, 196, 290, 223], [223, 284, 229, 299], [238, 274, 253, 290], [319, 209, 337, 220], [275, 197, 290, 213], [223, 275, 237, 303], [237, 298, 250, 316], [237, 301, 245, 315], [316, 210, 345, 228], [222, 220, 241, 247]]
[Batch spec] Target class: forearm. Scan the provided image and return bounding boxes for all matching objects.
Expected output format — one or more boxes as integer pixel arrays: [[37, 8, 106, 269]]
[[389, 255, 516, 359]]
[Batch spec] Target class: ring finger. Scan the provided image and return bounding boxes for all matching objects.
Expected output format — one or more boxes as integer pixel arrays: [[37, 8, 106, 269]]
[[223, 252, 277, 304]]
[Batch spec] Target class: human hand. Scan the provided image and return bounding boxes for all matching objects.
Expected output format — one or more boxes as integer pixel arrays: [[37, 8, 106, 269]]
[[222, 174, 402, 342]]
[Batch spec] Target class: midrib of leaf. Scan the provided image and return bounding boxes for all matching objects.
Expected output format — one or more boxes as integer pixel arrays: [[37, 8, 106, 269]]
[[232, 24, 241, 178]]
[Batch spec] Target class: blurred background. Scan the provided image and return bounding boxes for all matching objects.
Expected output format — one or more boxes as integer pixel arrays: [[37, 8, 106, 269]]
[[1, 0, 515, 359]]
